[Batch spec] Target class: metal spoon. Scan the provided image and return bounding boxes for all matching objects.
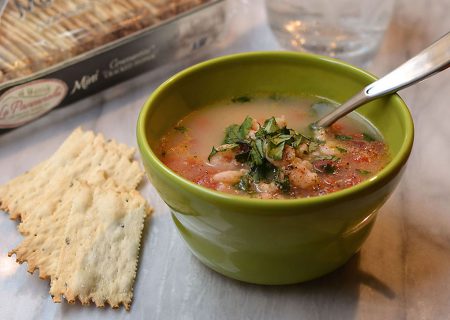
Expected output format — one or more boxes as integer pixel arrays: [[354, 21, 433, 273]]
[[313, 32, 450, 129]]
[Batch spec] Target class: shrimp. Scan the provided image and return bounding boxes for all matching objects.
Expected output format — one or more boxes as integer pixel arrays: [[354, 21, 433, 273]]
[[213, 169, 248, 184], [255, 182, 279, 199], [208, 151, 241, 170], [267, 145, 296, 167], [286, 158, 318, 189]]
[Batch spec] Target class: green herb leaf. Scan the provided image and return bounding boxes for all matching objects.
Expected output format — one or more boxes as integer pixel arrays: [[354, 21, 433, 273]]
[[356, 169, 371, 175], [216, 143, 239, 151], [174, 126, 187, 133], [248, 161, 278, 183], [291, 134, 304, 149], [255, 139, 264, 158], [223, 116, 255, 143], [239, 116, 254, 139], [250, 147, 263, 166], [208, 147, 218, 162], [262, 117, 280, 134], [268, 142, 285, 160], [232, 96, 251, 103], [207, 144, 239, 161], [274, 170, 290, 193], [336, 146, 347, 153], [315, 155, 340, 162], [335, 134, 353, 141], [255, 127, 266, 139], [212, 115, 336, 193], [223, 124, 241, 144], [276, 179, 290, 193], [270, 133, 292, 145], [248, 166, 261, 183], [236, 174, 253, 192], [363, 133, 376, 142], [249, 140, 264, 166]]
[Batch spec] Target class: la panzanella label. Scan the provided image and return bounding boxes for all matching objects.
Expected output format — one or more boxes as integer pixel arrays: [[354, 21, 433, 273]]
[[0, 79, 68, 128]]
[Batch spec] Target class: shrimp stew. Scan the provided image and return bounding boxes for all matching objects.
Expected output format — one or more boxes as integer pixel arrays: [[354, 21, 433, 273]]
[[157, 95, 390, 199]]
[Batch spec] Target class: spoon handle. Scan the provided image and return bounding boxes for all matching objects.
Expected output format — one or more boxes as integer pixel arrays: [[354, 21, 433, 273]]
[[315, 32, 450, 128]]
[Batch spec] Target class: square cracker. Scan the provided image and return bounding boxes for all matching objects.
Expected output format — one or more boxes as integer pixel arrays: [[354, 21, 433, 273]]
[[0, 127, 143, 222], [1, 128, 145, 278], [50, 180, 149, 310]]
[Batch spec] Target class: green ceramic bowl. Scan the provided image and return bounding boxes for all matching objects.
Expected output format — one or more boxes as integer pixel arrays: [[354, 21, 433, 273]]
[[137, 52, 414, 285]]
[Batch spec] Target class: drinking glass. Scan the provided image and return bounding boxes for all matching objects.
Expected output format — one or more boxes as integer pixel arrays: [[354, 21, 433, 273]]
[[265, 0, 395, 67]]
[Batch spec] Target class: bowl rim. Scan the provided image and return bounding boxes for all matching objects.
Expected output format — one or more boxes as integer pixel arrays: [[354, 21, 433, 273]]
[[137, 51, 414, 210]]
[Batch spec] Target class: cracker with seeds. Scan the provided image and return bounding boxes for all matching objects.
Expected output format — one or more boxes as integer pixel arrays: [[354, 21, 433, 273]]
[[1, 128, 144, 279], [50, 180, 149, 310]]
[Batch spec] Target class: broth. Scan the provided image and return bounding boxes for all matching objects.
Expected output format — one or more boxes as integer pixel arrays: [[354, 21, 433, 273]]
[[157, 95, 389, 199]]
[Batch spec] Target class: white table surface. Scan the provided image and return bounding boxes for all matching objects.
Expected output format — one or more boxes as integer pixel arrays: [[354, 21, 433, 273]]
[[1, 1, 450, 319]]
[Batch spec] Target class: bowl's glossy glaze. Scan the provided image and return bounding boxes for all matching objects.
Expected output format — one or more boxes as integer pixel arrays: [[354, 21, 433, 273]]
[[137, 52, 414, 284]]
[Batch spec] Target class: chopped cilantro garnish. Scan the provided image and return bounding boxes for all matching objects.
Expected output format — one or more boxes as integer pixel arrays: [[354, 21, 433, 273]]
[[363, 133, 376, 142], [208, 116, 319, 193], [356, 169, 371, 175], [207, 144, 238, 161], [255, 139, 264, 158], [250, 142, 264, 165], [262, 117, 281, 133], [315, 155, 340, 162], [239, 116, 253, 139], [208, 147, 218, 161], [217, 143, 239, 151], [223, 124, 240, 144], [291, 134, 304, 149], [275, 173, 290, 193], [335, 134, 352, 141], [336, 146, 347, 153], [268, 141, 285, 160], [174, 126, 187, 133], [223, 116, 254, 144], [236, 174, 253, 192], [249, 160, 278, 184], [270, 133, 292, 146], [231, 96, 251, 103]]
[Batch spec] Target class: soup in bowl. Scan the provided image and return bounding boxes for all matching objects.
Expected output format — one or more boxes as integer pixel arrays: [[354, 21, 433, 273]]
[[137, 52, 413, 284], [157, 95, 390, 199]]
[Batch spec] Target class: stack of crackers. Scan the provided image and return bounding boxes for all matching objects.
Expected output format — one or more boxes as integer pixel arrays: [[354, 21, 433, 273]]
[[0, 128, 151, 310], [0, 0, 209, 82]]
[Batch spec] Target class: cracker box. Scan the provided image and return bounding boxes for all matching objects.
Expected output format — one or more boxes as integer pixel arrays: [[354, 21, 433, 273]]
[[0, 0, 226, 131]]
